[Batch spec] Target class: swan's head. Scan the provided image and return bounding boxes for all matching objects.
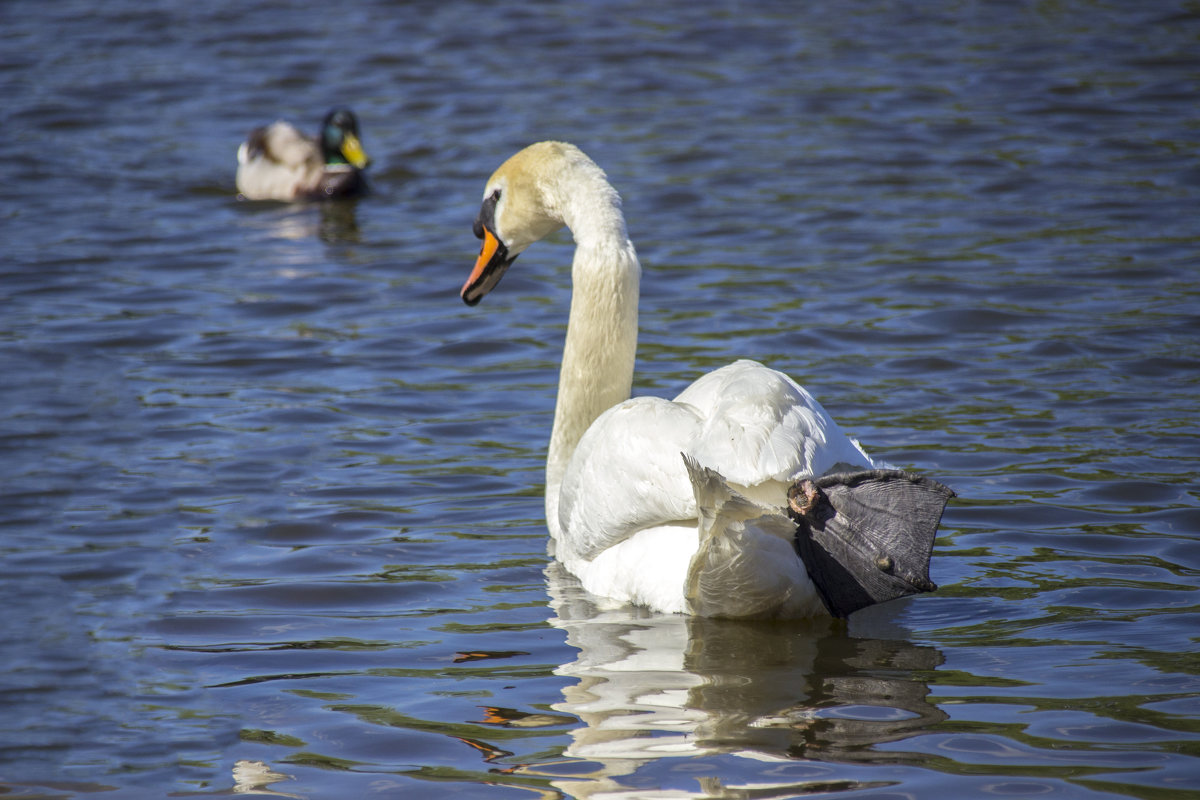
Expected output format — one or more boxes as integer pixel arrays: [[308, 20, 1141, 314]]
[[460, 141, 593, 306]]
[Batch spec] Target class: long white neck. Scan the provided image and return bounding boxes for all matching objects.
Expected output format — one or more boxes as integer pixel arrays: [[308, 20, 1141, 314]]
[[544, 174, 641, 538]]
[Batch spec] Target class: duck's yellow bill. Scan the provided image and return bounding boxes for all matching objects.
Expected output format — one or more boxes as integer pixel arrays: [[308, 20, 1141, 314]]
[[340, 133, 369, 169]]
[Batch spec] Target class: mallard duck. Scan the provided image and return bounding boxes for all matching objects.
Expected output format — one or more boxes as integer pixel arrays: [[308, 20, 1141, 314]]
[[235, 108, 370, 201], [459, 142, 953, 619]]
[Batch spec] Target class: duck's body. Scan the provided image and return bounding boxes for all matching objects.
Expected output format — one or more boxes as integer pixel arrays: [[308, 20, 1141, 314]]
[[235, 108, 370, 202], [461, 141, 951, 619]]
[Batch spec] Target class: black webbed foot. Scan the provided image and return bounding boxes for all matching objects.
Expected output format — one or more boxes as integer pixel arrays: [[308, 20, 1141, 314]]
[[789, 470, 955, 618]]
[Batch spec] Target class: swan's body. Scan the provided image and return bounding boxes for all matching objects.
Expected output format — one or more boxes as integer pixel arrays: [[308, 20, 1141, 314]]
[[236, 108, 370, 202], [461, 141, 950, 619]]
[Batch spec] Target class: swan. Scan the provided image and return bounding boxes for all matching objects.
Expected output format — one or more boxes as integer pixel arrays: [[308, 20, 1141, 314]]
[[235, 108, 370, 201], [460, 141, 953, 619]]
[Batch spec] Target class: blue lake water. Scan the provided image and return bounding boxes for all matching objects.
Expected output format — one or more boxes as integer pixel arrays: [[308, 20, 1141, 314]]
[[3, 0, 1199, 797]]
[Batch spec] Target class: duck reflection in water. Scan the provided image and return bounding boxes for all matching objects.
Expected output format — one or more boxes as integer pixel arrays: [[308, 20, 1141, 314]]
[[506, 563, 948, 799], [232, 194, 362, 251], [316, 200, 362, 245]]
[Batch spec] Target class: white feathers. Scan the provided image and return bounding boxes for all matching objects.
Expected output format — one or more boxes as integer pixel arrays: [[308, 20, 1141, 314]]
[[676, 360, 870, 486], [556, 397, 700, 562], [235, 121, 323, 201], [556, 361, 874, 567]]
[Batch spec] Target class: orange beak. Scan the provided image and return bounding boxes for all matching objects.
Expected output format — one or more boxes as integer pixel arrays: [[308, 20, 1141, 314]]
[[465, 228, 501, 290], [461, 226, 514, 306]]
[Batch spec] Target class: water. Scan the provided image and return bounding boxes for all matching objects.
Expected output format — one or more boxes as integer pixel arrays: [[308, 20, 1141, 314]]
[[3, 0, 1198, 796]]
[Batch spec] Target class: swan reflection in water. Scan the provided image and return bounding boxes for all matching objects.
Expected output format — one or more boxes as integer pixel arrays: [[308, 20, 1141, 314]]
[[219, 565, 945, 798], [523, 562, 947, 798]]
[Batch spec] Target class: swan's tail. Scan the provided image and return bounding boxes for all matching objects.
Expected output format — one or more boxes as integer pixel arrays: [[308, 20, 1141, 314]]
[[788, 470, 955, 618], [683, 454, 767, 540], [682, 455, 825, 618]]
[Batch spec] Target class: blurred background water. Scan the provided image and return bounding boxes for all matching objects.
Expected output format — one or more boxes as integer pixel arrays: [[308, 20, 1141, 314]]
[[2, 0, 1199, 797]]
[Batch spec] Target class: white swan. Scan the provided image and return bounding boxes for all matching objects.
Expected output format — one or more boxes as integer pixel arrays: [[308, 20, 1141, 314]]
[[460, 141, 952, 619]]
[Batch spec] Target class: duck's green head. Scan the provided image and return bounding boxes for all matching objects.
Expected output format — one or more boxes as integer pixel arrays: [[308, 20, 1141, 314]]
[[321, 108, 370, 169]]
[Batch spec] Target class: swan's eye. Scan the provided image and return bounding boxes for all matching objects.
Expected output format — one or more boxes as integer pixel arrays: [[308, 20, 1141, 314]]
[[474, 189, 501, 239]]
